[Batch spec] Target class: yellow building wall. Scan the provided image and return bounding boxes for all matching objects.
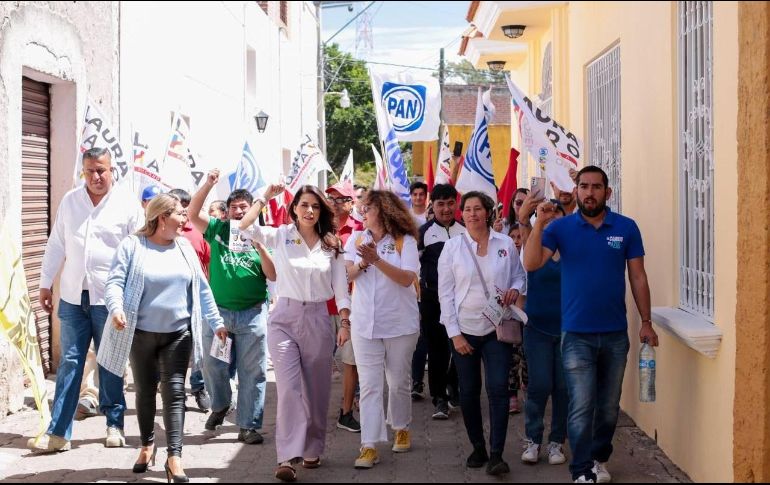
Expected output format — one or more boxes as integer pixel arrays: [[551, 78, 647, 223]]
[[565, 2, 738, 482], [413, 125, 511, 186]]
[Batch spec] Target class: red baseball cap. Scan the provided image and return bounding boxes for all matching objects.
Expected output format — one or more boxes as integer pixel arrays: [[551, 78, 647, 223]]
[[325, 180, 356, 199]]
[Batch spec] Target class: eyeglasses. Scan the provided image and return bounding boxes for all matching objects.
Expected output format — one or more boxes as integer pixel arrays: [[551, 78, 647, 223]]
[[360, 205, 370, 214], [327, 196, 353, 204]]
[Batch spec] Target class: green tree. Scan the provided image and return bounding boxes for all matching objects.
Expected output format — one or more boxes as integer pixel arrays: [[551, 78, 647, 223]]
[[437, 59, 506, 85], [324, 44, 379, 179]]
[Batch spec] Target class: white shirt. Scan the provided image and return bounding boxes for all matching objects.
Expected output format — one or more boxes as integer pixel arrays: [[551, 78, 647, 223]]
[[243, 223, 350, 311], [40, 183, 144, 306], [438, 231, 526, 339], [457, 254, 495, 336], [344, 231, 420, 339], [411, 208, 428, 228]]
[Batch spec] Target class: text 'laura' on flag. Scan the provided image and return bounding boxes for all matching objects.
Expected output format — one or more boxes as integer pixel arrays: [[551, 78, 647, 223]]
[[285, 135, 333, 193], [435, 125, 453, 185], [0, 227, 51, 433], [505, 74, 580, 191], [229, 141, 266, 195], [455, 88, 498, 201], [369, 67, 441, 142], [74, 99, 130, 187], [132, 129, 170, 202]]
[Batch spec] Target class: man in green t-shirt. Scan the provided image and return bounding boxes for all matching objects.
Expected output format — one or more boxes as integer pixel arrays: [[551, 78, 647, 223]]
[[188, 170, 268, 445]]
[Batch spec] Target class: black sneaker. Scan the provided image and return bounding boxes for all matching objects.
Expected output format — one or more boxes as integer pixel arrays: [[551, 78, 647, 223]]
[[205, 407, 229, 431], [466, 445, 489, 468], [432, 399, 449, 420], [193, 389, 211, 413], [411, 382, 425, 401], [238, 428, 264, 444], [336, 409, 361, 433], [486, 452, 510, 476]]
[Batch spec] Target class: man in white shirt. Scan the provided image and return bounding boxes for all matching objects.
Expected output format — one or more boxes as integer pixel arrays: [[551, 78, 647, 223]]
[[29, 147, 143, 453], [409, 182, 429, 227]]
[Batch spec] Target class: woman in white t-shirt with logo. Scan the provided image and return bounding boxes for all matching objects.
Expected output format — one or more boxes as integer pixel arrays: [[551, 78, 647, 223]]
[[343, 190, 420, 470]]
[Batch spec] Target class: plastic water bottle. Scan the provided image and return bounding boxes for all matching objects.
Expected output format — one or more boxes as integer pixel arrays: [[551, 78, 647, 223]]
[[639, 341, 656, 402]]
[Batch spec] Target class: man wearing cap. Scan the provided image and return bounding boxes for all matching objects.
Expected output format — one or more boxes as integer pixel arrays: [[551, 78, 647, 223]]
[[326, 181, 363, 433], [30, 147, 143, 453], [141, 185, 162, 209]]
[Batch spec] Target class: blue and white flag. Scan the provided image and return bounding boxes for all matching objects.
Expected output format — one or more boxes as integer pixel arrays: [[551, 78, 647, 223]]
[[369, 67, 441, 142], [381, 111, 412, 207], [229, 141, 265, 195], [456, 88, 497, 201]]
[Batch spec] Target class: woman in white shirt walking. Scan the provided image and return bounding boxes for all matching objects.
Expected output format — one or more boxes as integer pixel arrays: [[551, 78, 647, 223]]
[[240, 184, 351, 483], [438, 191, 526, 476], [343, 190, 420, 470]]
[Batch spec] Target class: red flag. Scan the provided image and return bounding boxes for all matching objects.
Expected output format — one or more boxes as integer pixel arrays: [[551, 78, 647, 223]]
[[266, 189, 293, 227], [497, 148, 520, 218], [426, 146, 435, 194], [453, 155, 465, 222]]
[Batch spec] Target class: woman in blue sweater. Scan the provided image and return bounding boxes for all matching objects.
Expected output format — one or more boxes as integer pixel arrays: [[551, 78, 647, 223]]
[[99, 194, 227, 483]]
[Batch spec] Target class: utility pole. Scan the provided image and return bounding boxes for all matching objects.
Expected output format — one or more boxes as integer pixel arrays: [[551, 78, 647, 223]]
[[438, 47, 446, 173]]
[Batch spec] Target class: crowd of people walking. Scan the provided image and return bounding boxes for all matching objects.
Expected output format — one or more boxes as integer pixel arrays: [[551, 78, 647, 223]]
[[27, 146, 658, 484]]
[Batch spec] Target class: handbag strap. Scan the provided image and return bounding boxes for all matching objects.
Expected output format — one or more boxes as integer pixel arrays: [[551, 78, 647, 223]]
[[461, 235, 490, 299]]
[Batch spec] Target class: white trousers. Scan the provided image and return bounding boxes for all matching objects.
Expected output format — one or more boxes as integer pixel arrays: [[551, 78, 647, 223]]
[[352, 332, 418, 447]]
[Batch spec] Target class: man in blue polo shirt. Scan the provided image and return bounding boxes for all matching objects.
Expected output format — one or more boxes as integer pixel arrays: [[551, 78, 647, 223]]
[[523, 166, 658, 484]]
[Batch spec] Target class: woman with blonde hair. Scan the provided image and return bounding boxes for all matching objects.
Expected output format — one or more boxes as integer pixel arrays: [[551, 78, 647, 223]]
[[99, 193, 227, 483], [240, 184, 351, 483], [343, 190, 420, 470]]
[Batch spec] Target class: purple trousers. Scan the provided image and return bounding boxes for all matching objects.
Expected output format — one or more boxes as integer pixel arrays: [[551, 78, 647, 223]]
[[268, 298, 335, 464]]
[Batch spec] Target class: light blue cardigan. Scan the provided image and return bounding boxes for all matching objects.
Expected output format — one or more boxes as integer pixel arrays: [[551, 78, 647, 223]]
[[97, 235, 224, 377]]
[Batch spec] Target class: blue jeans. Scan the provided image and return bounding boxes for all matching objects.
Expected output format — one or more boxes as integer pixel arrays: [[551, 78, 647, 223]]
[[523, 326, 568, 445], [202, 303, 267, 430], [562, 330, 629, 480], [48, 291, 125, 440], [451, 332, 512, 454]]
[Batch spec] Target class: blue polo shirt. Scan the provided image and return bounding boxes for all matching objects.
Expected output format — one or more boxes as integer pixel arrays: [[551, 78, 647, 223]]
[[541, 209, 645, 333]]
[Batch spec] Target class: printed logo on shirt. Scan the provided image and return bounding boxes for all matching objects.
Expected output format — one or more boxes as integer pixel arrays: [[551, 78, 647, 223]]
[[498, 249, 508, 258], [221, 252, 256, 270], [285, 238, 302, 246], [607, 236, 624, 250], [382, 243, 396, 254]]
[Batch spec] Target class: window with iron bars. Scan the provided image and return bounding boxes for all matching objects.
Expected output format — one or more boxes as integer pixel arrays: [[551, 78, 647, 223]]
[[678, 0, 714, 321], [585, 44, 621, 214]]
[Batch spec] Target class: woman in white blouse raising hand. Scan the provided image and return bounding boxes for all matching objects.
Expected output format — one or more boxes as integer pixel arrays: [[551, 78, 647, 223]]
[[343, 190, 420, 470], [240, 184, 351, 483]]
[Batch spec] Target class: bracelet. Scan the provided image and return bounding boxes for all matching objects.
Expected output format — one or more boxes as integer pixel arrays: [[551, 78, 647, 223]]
[[255, 197, 267, 206], [641, 318, 652, 323], [358, 261, 369, 271]]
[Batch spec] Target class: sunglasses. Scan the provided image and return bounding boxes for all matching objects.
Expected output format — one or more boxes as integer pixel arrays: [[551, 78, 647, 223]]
[[327, 196, 353, 204]]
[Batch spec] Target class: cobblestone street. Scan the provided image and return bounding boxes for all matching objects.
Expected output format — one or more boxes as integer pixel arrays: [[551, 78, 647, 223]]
[[0, 366, 690, 483]]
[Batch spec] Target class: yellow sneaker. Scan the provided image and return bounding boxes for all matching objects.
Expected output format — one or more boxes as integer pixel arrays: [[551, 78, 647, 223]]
[[26, 433, 71, 453], [354, 447, 380, 469], [392, 429, 411, 453]]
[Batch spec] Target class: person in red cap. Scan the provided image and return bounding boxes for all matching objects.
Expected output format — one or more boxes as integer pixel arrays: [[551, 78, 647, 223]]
[[325, 181, 363, 433]]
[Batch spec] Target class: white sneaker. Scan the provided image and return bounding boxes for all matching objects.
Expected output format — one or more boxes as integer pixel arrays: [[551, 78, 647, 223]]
[[592, 461, 611, 483], [574, 475, 596, 483], [521, 439, 540, 463], [105, 426, 125, 448], [547, 442, 566, 465]]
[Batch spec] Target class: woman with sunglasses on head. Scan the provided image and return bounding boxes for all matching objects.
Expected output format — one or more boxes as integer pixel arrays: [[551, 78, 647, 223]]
[[100, 193, 228, 483], [240, 184, 351, 483]]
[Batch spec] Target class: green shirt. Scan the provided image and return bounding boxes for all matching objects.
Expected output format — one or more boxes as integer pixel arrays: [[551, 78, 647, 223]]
[[204, 218, 268, 311]]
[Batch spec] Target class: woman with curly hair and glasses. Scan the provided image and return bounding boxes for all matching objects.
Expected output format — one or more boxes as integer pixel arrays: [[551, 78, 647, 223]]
[[240, 184, 351, 483], [342, 190, 420, 470]]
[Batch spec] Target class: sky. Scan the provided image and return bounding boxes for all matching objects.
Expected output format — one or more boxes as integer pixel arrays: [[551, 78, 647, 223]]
[[320, 1, 471, 76]]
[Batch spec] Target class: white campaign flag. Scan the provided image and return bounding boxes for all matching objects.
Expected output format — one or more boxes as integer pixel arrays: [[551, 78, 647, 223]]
[[132, 129, 169, 202], [369, 67, 441, 142], [341, 149, 355, 184], [455, 88, 497, 201], [505, 74, 580, 191], [285, 135, 334, 193], [74, 99, 130, 187], [435, 125, 453, 185], [160, 112, 206, 192], [371, 144, 389, 191]]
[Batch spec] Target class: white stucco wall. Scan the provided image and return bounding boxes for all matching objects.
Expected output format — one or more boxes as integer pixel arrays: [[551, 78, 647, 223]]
[[0, 1, 119, 418]]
